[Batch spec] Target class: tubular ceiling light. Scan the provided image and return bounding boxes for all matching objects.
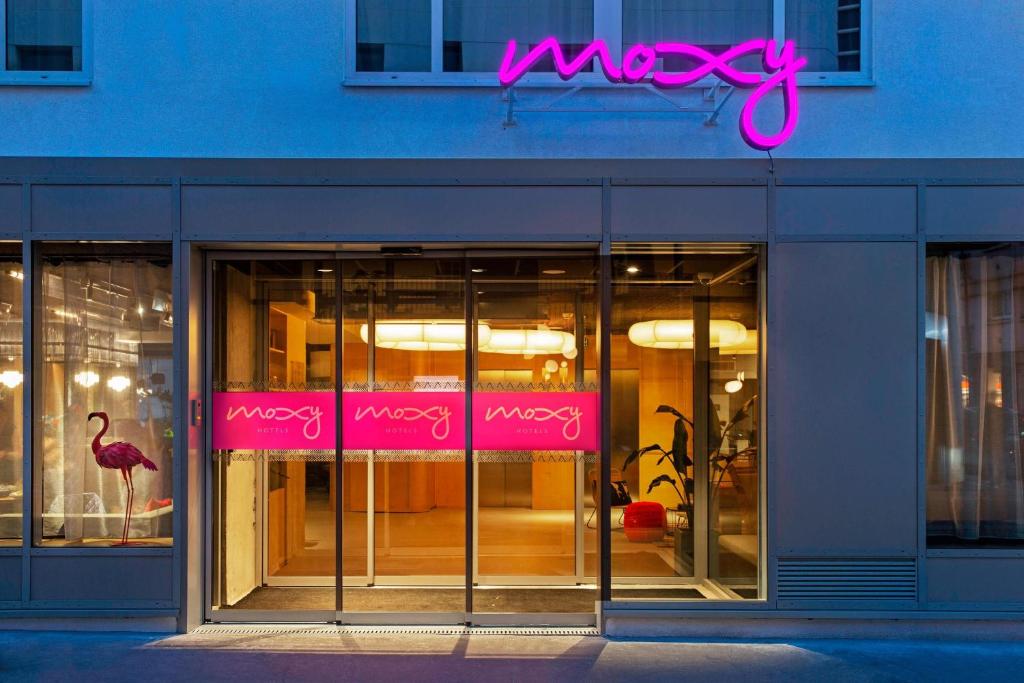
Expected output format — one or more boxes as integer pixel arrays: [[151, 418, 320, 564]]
[[0, 370, 22, 388], [73, 370, 100, 388], [107, 375, 131, 392], [628, 320, 748, 349], [360, 321, 492, 352], [479, 328, 576, 357], [360, 321, 576, 356]]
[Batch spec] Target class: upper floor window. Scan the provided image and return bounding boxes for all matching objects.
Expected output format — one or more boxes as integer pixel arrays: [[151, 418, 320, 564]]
[[1, 0, 90, 85], [346, 0, 871, 85]]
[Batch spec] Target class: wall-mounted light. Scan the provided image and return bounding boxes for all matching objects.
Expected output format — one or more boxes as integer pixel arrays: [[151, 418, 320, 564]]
[[8, 270, 23, 281], [0, 370, 23, 388], [628, 320, 747, 349], [107, 375, 131, 392], [73, 370, 100, 388]]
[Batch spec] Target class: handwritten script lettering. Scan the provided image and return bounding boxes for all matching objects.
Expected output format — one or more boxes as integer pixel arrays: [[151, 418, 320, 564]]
[[498, 38, 807, 150], [225, 404, 323, 441], [483, 405, 583, 442]]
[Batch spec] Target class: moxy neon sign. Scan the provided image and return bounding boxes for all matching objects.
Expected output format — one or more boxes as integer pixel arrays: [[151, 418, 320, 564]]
[[498, 38, 807, 150]]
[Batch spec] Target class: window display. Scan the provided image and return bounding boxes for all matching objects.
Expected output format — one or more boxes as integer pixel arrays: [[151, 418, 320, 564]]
[[0, 244, 23, 545], [35, 243, 173, 547]]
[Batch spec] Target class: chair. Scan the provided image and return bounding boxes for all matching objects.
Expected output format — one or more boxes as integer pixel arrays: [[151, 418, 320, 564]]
[[584, 466, 631, 529]]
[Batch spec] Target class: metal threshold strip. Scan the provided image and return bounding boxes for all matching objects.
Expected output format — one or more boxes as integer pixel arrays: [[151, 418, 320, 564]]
[[193, 624, 600, 637]]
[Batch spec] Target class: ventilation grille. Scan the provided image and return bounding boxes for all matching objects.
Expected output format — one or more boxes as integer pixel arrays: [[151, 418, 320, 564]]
[[777, 558, 917, 601], [193, 625, 599, 637]]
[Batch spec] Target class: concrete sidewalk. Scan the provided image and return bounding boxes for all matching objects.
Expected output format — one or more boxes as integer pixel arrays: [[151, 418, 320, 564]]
[[2, 628, 1023, 682]]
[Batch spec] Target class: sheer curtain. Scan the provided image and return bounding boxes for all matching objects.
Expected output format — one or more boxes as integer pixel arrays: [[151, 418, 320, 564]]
[[927, 246, 1024, 542], [40, 255, 173, 544]]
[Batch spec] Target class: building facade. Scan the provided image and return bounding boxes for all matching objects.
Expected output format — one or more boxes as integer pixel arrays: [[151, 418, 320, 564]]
[[1, 1, 1023, 634]]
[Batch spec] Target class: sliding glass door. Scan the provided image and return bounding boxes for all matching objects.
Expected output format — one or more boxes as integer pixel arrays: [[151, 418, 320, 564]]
[[206, 245, 762, 623]]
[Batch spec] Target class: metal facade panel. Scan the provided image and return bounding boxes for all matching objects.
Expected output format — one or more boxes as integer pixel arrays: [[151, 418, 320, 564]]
[[30, 185, 174, 237], [777, 186, 917, 236], [0, 556, 21, 601], [0, 185, 21, 233], [926, 557, 1024, 605], [609, 186, 768, 239], [181, 185, 602, 240], [925, 186, 1024, 236], [30, 555, 174, 602], [772, 242, 918, 556]]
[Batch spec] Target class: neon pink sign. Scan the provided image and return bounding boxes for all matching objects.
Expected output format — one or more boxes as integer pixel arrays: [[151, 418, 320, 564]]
[[212, 392, 335, 451], [473, 392, 600, 451], [497, 38, 807, 150], [342, 392, 465, 450]]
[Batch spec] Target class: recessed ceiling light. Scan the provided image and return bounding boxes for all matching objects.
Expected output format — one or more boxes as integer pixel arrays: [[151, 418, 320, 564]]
[[542, 269, 566, 275], [317, 268, 333, 273], [626, 265, 640, 274], [471, 268, 485, 273]]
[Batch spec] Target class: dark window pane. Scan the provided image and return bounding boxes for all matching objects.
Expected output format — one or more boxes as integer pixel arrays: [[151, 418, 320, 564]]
[[6, 0, 82, 72], [443, 0, 594, 73], [356, 0, 431, 72], [926, 244, 1024, 548], [785, 0, 861, 72], [623, 0, 772, 74]]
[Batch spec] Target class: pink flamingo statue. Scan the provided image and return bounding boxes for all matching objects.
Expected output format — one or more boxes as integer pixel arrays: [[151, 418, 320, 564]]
[[88, 411, 158, 546]]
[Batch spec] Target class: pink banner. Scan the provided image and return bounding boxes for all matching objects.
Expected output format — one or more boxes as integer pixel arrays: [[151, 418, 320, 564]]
[[342, 391, 465, 450], [473, 392, 600, 451], [212, 391, 599, 451], [212, 392, 335, 451]]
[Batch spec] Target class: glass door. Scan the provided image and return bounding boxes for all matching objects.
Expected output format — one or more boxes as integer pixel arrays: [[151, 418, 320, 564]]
[[340, 256, 467, 620], [210, 257, 338, 618], [470, 254, 599, 619], [208, 250, 602, 624]]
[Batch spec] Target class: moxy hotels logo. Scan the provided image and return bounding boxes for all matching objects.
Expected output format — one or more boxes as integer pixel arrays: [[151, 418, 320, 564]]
[[497, 38, 807, 151]]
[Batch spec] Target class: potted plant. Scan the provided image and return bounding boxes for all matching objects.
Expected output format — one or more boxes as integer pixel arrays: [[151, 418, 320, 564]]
[[623, 395, 758, 570]]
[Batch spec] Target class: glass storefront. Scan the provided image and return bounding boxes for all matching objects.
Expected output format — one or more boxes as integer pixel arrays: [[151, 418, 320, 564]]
[[0, 243, 23, 546], [34, 243, 174, 547], [208, 245, 761, 621]]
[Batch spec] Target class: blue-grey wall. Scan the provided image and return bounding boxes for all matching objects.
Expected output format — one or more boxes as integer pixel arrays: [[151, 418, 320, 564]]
[[0, 1, 1021, 159]]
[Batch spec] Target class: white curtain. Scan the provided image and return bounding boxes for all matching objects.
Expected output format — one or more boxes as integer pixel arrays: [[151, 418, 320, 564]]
[[927, 248, 1024, 541], [41, 258, 173, 543]]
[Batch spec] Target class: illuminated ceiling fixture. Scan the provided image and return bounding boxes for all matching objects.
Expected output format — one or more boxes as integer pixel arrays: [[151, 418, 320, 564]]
[[8, 270, 23, 281], [107, 375, 132, 392], [628, 320, 748, 350], [479, 328, 576, 357], [0, 370, 23, 388], [359, 320, 492, 352], [626, 265, 640, 274], [542, 269, 566, 275], [73, 370, 100, 388], [725, 371, 745, 394]]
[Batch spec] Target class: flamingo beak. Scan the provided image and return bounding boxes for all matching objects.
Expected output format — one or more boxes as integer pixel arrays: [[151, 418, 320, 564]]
[[87, 412, 100, 421]]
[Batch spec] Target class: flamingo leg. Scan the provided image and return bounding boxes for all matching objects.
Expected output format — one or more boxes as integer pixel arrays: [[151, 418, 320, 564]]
[[125, 468, 135, 544], [118, 468, 130, 545]]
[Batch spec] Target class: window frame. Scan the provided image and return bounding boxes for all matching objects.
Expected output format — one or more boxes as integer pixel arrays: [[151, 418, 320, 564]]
[[0, 0, 92, 86], [343, 0, 872, 87]]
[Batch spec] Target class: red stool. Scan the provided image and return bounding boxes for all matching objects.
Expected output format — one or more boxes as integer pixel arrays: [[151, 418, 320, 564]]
[[623, 501, 667, 542]]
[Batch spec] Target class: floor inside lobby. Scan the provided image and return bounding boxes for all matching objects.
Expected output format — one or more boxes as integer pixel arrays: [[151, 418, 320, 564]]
[[220, 495, 754, 613]]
